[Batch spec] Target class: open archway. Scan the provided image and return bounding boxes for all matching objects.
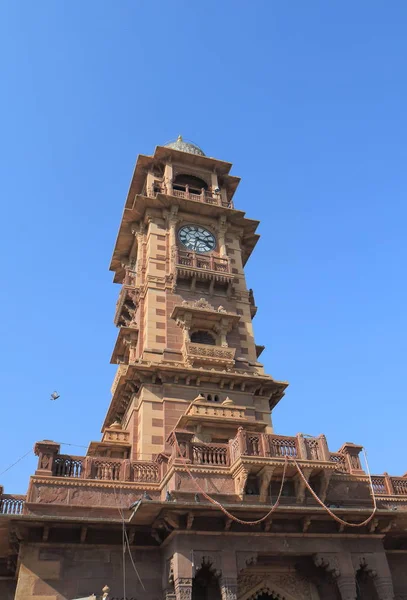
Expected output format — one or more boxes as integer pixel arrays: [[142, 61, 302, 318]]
[[192, 562, 221, 600]]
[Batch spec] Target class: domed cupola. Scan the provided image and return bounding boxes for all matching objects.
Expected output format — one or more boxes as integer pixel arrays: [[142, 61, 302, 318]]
[[164, 135, 205, 156]]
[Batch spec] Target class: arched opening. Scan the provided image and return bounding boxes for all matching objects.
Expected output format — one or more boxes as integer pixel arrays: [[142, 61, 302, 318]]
[[190, 331, 216, 345], [356, 569, 379, 599], [192, 563, 221, 600], [256, 594, 280, 600], [173, 174, 208, 194]]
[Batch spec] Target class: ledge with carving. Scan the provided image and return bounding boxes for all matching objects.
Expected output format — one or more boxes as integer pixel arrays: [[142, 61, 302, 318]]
[[174, 394, 261, 431], [114, 276, 139, 326], [104, 358, 288, 429], [110, 325, 139, 365], [175, 250, 234, 285]]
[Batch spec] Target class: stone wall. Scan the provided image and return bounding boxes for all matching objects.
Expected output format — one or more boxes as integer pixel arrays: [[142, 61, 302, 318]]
[[14, 544, 162, 600]]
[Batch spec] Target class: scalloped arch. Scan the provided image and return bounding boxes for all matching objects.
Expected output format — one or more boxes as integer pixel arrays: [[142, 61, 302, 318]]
[[241, 579, 298, 600]]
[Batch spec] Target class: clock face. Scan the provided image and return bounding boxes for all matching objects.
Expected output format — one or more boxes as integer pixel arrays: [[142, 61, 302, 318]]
[[178, 225, 216, 253]]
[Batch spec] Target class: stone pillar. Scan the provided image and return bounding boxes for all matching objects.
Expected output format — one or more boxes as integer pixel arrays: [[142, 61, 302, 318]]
[[217, 216, 228, 257], [354, 553, 395, 600], [220, 577, 238, 600], [296, 433, 308, 459], [33, 440, 60, 476], [172, 550, 193, 600], [314, 552, 357, 600], [318, 434, 331, 461], [174, 578, 192, 600], [339, 443, 365, 475], [336, 577, 357, 600], [374, 577, 395, 600], [220, 550, 238, 600], [164, 162, 173, 195]]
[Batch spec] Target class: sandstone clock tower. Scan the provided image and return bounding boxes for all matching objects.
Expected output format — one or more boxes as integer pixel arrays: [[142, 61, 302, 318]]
[[4, 137, 407, 600], [107, 135, 287, 463]]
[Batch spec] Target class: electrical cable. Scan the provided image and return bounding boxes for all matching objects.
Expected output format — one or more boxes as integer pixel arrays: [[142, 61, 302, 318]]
[[173, 436, 378, 529], [113, 486, 145, 591], [0, 449, 33, 478]]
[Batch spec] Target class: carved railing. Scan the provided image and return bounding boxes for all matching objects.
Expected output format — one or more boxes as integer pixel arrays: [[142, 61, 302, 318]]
[[163, 184, 233, 208], [102, 429, 130, 444], [53, 456, 83, 478], [132, 462, 160, 483], [184, 342, 236, 367], [371, 476, 387, 495], [370, 475, 407, 496], [187, 402, 246, 421], [177, 250, 230, 274], [50, 454, 159, 484], [191, 443, 229, 466], [229, 431, 328, 463], [0, 495, 25, 515], [266, 434, 298, 458], [91, 460, 122, 481], [329, 452, 348, 472]]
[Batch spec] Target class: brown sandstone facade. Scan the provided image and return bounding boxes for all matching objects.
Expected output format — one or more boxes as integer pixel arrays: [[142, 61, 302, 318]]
[[1, 137, 407, 599]]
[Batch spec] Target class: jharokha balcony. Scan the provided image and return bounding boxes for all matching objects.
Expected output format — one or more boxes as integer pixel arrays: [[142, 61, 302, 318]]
[[176, 249, 233, 285], [9, 428, 406, 519], [183, 341, 236, 368], [148, 181, 234, 209]]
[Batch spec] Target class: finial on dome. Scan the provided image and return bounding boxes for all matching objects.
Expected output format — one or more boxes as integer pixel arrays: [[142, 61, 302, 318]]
[[164, 136, 205, 156]]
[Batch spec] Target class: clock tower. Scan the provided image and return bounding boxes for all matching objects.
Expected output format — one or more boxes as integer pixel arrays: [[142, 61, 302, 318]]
[[6, 137, 406, 600], [108, 135, 288, 462]]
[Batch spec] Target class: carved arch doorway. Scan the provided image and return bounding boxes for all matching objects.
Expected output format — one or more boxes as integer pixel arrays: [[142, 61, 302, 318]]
[[238, 574, 319, 600]]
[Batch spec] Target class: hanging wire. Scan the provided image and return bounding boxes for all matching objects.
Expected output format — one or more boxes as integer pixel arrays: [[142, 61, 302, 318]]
[[113, 487, 145, 591], [173, 436, 378, 528], [0, 449, 33, 478]]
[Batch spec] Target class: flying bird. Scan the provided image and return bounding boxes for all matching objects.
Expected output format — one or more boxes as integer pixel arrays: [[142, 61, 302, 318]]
[[50, 391, 60, 401]]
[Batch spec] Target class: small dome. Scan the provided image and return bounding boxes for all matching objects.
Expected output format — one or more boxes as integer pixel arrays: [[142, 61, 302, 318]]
[[164, 135, 205, 156]]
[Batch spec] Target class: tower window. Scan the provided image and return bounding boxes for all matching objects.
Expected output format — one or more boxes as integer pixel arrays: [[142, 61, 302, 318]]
[[173, 174, 208, 194], [190, 330, 216, 345]]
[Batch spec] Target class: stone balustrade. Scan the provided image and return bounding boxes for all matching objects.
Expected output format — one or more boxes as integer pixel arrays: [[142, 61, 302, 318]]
[[183, 341, 236, 368], [0, 494, 25, 515], [177, 250, 231, 273], [148, 182, 233, 208], [34, 449, 159, 484], [29, 436, 407, 499]]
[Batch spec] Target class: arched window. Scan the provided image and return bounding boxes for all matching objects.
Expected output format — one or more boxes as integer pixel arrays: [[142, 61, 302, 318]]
[[192, 563, 221, 600], [190, 331, 216, 345], [207, 394, 212, 402], [173, 174, 208, 194]]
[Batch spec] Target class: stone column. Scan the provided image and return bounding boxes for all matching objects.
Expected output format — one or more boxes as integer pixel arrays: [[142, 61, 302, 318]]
[[34, 441, 60, 476], [217, 215, 228, 257], [336, 577, 357, 600], [174, 578, 192, 600], [314, 552, 357, 600], [221, 550, 238, 600], [354, 553, 395, 600], [220, 577, 238, 600], [374, 577, 395, 600], [172, 550, 193, 600]]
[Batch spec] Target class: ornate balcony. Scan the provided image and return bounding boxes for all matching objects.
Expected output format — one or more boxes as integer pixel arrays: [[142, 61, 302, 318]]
[[176, 250, 233, 285], [183, 341, 236, 368], [147, 182, 234, 209]]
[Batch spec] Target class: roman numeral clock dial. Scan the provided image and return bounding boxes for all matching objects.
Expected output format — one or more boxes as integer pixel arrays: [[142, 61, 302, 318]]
[[178, 225, 216, 253]]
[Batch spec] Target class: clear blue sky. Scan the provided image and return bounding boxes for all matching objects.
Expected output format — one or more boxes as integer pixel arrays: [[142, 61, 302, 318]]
[[1, 1, 407, 494]]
